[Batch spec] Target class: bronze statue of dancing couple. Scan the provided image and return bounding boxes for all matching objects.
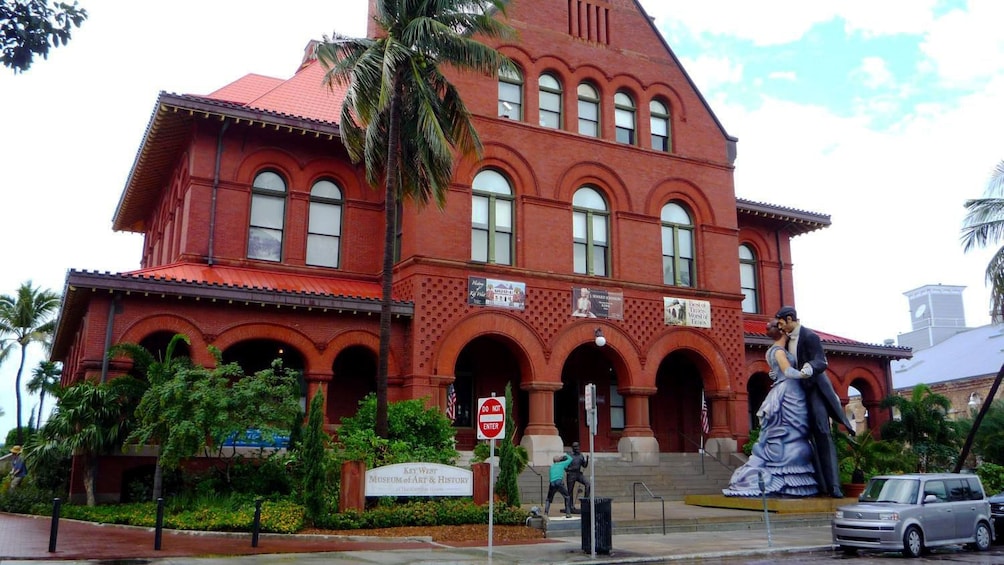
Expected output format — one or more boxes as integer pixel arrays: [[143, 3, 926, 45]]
[[724, 306, 855, 498]]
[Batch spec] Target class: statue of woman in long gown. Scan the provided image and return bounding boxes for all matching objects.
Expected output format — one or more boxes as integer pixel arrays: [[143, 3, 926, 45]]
[[723, 320, 819, 497]]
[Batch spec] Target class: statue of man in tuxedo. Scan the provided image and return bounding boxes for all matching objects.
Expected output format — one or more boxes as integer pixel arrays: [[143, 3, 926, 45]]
[[775, 306, 855, 498]]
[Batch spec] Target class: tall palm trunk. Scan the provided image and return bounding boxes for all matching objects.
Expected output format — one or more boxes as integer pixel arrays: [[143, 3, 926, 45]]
[[375, 83, 405, 439], [84, 456, 98, 507], [15, 342, 28, 444], [954, 363, 1004, 472]]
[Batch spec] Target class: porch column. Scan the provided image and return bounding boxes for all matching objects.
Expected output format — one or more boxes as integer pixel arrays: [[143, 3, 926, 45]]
[[519, 381, 564, 465], [617, 386, 660, 465], [705, 390, 738, 457], [304, 371, 332, 428]]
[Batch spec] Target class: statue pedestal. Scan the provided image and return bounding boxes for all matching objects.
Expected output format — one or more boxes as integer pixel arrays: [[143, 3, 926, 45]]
[[520, 434, 565, 466], [617, 436, 660, 465]]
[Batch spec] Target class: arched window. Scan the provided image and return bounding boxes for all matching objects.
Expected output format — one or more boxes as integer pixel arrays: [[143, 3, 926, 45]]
[[661, 202, 694, 286], [650, 99, 671, 152], [577, 82, 600, 137], [248, 170, 286, 261], [306, 179, 343, 268], [614, 91, 636, 145], [471, 169, 514, 265], [498, 65, 523, 120], [739, 244, 758, 313], [572, 186, 609, 276], [538, 73, 562, 129]]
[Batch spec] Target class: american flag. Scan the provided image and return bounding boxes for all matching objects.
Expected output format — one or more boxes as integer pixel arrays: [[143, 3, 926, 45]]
[[700, 392, 709, 435], [446, 384, 457, 422]]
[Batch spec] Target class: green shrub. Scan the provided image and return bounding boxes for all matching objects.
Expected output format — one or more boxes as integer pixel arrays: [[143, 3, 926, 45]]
[[0, 482, 53, 514], [313, 498, 528, 530], [977, 462, 1004, 495], [337, 394, 458, 467]]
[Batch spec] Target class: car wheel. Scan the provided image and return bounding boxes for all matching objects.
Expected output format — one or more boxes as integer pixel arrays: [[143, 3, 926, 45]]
[[969, 522, 992, 551], [839, 545, 858, 556], [902, 525, 923, 558]]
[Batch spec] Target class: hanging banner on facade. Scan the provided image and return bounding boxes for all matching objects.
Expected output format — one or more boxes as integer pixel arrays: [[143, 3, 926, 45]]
[[572, 287, 624, 320], [664, 297, 712, 328], [468, 277, 526, 310]]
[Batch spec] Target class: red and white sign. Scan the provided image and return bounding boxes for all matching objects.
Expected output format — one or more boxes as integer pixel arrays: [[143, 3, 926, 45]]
[[476, 396, 506, 440]]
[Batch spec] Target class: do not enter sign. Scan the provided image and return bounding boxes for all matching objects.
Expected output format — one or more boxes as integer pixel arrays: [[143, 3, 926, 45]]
[[476, 396, 506, 440]]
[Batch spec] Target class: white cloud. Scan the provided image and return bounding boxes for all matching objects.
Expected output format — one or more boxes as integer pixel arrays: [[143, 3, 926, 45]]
[[855, 56, 895, 88], [678, 55, 744, 90], [920, 0, 1004, 86]]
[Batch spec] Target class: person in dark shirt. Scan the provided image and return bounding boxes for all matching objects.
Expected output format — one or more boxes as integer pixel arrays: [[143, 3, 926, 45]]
[[9, 445, 27, 491], [565, 441, 590, 512]]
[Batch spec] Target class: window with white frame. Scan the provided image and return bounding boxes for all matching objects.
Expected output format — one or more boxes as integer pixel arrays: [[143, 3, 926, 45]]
[[306, 179, 343, 268], [661, 202, 694, 287], [739, 244, 758, 313], [577, 82, 600, 137], [538, 72, 562, 129], [650, 99, 671, 152], [498, 66, 523, 120], [573, 186, 609, 276], [248, 170, 286, 261], [471, 169, 514, 265], [614, 91, 636, 144]]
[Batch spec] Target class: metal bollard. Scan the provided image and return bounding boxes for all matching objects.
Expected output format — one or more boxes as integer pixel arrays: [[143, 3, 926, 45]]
[[154, 497, 165, 550], [48, 498, 61, 552], [251, 498, 263, 547]]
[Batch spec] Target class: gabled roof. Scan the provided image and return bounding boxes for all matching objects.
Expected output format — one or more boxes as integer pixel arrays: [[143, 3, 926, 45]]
[[51, 264, 411, 358], [736, 198, 831, 236], [892, 323, 1004, 388], [113, 47, 348, 233], [743, 319, 911, 360]]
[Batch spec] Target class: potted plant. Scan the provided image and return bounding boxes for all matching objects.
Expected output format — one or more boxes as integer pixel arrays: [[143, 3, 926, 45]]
[[836, 428, 888, 498]]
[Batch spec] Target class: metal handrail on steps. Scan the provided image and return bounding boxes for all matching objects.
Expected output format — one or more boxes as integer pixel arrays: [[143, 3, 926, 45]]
[[631, 482, 666, 535], [522, 463, 544, 504], [679, 432, 735, 474]]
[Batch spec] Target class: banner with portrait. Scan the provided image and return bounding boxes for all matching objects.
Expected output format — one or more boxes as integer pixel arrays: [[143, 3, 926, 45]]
[[468, 277, 526, 310], [663, 297, 711, 328], [572, 287, 624, 320]]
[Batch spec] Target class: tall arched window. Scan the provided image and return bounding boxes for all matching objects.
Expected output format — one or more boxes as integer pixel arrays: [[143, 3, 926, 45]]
[[739, 244, 759, 313], [471, 169, 514, 265], [577, 82, 600, 137], [650, 99, 671, 152], [498, 66, 523, 120], [614, 91, 636, 144], [306, 179, 343, 268], [538, 73, 562, 129], [661, 202, 694, 286], [573, 186, 609, 276], [248, 170, 286, 261]]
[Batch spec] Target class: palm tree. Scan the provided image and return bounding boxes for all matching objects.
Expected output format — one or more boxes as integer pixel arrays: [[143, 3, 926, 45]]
[[958, 160, 1004, 471], [39, 376, 146, 506], [316, 0, 514, 437], [0, 281, 61, 444], [881, 384, 959, 472], [26, 360, 61, 426]]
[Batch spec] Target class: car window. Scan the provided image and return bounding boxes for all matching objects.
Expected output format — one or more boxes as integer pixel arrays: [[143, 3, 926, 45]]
[[966, 477, 985, 500], [924, 480, 948, 502], [860, 478, 920, 503], [947, 479, 967, 501]]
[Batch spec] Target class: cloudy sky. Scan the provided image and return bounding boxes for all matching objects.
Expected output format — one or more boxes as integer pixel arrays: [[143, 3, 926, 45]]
[[1, 0, 1001, 437]]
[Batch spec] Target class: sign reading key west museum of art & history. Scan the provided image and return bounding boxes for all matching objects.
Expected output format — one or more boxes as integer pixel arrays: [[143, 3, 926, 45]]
[[365, 463, 473, 497]]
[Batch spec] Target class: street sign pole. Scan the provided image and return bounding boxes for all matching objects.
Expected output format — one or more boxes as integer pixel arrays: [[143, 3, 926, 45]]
[[477, 393, 506, 559], [585, 383, 597, 558]]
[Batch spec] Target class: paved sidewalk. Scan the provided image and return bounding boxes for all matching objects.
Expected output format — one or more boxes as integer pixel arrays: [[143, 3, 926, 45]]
[[0, 500, 838, 564]]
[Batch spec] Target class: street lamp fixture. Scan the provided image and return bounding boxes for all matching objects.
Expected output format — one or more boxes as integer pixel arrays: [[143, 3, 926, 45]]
[[594, 327, 606, 347]]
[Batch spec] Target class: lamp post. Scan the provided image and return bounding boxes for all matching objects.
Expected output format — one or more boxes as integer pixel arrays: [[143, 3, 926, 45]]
[[594, 327, 606, 347]]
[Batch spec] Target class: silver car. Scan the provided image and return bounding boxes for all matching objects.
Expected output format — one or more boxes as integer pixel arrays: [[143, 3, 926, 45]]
[[832, 473, 994, 557]]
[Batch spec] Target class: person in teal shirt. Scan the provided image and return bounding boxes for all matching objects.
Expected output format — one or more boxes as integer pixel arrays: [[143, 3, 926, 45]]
[[545, 453, 573, 517]]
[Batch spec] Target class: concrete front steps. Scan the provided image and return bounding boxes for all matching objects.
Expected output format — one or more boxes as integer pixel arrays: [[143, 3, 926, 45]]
[[517, 452, 737, 507]]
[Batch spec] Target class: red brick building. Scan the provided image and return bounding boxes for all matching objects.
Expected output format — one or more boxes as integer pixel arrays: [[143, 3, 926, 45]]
[[51, 0, 909, 501]]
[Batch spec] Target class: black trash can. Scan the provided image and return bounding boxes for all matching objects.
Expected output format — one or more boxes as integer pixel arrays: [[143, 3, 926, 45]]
[[579, 497, 612, 554]]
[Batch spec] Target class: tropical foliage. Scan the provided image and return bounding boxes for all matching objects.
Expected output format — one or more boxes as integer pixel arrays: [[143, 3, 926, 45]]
[[316, 0, 515, 438], [336, 394, 459, 468], [37, 376, 147, 506], [0, 280, 60, 444], [834, 428, 908, 484], [880, 384, 960, 472], [26, 360, 61, 427], [300, 390, 331, 524]]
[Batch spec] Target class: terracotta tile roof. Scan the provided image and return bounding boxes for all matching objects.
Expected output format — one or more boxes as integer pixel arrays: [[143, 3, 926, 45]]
[[204, 51, 347, 124], [207, 74, 286, 105], [742, 319, 910, 359], [126, 263, 383, 300]]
